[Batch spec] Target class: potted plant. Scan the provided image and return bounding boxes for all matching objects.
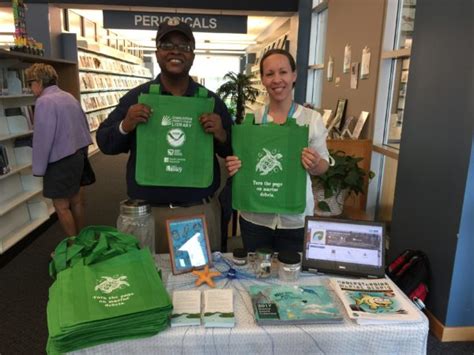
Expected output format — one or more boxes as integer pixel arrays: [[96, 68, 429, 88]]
[[216, 71, 259, 124], [313, 150, 374, 216]]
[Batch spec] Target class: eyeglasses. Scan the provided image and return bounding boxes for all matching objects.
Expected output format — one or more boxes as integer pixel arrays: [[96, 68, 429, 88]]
[[157, 41, 193, 53]]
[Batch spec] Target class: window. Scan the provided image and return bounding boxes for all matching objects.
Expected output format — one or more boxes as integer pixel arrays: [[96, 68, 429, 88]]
[[306, 0, 328, 108], [367, 0, 418, 221], [375, 0, 417, 150], [68, 11, 83, 37]]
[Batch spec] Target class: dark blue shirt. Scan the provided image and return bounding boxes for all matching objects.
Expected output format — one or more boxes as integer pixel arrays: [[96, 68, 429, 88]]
[[96, 75, 233, 204]]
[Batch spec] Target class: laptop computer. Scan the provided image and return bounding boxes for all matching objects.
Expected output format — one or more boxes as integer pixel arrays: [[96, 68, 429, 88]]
[[302, 216, 386, 278]]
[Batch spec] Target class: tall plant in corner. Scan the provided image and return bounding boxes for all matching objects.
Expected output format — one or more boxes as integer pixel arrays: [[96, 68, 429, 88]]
[[217, 71, 259, 124]]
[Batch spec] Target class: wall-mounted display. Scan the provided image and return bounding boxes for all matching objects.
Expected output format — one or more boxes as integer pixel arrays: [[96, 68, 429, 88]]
[[343, 44, 351, 73], [350, 62, 359, 89], [327, 56, 334, 81], [360, 47, 371, 79]]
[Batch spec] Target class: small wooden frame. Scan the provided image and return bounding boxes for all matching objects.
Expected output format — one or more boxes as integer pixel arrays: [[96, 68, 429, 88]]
[[166, 214, 212, 275]]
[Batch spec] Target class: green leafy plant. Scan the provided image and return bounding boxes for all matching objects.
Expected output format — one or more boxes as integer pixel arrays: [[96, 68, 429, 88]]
[[216, 71, 259, 124], [314, 150, 374, 212]]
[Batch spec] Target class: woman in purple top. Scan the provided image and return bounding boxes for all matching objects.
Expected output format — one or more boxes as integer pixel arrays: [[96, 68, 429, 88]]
[[25, 63, 93, 237]]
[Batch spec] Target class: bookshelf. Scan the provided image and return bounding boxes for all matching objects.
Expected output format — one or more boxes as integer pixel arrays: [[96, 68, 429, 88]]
[[77, 47, 152, 153], [0, 49, 78, 253], [247, 33, 289, 112]]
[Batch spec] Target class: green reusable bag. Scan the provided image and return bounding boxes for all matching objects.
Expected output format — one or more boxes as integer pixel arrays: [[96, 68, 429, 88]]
[[57, 249, 171, 328], [136, 84, 215, 187], [232, 113, 309, 214], [49, 225, 140, 279], [47, 249, 172, 353]]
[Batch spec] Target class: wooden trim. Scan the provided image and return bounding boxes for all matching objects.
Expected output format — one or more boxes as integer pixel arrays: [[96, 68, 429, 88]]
[[372, 144, 399, 160], [326, 139, 372, 210], [308, 64, 324, 70], [381, 48, 411, 59], [426, 310, 474, 342]]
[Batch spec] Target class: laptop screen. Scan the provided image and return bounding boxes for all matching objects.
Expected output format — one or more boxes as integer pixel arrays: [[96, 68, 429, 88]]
[[302, 217, 385, 278]]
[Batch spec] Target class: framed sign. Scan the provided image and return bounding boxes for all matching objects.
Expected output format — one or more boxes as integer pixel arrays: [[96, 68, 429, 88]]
[[166, 215, 212, 275], [327, 98, 347, 135]]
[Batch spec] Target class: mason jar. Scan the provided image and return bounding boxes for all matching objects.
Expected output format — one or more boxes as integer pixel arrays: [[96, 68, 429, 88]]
[[255, 248, 273, 278], [117, 199, 155, 253], [277, 251, 301, 282]]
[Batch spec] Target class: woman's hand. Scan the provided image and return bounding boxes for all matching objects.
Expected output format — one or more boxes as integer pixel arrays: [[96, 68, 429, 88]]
[[225, 156, 242, 177], [301, 147, 329, 175]]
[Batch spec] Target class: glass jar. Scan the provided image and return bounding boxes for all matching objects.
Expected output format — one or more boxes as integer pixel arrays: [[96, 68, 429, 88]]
[[277, 251, 301, 282], [255, 248, 273, 278], [117, 199, 155, 253], [232, 248, 248, 266]]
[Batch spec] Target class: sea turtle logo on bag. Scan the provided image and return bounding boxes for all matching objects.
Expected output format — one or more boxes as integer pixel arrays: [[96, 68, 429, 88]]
[[95, 275, 130, 294], [256, 148, 283, 176]]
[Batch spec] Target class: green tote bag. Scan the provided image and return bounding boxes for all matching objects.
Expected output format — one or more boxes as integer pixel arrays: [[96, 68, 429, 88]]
[[232, 113, 309, 214], [136, 84, 215, 187]]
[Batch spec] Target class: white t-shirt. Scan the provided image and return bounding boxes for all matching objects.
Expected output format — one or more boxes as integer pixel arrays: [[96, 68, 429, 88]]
[[240, 104, 329, 229]]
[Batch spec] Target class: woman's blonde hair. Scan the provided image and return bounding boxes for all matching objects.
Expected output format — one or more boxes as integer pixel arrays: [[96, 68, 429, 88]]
[[25, 63, 58, 87]]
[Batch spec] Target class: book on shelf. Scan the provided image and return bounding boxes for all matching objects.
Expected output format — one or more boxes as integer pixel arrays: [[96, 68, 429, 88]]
[[249, 285, 343, 325], [330, 277, 421, 325], [170, 288, 235, 328], [5, 106, 34, 131], [0, 144, 10, 175]]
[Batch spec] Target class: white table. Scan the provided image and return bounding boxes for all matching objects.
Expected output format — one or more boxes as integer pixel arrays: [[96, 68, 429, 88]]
[[72, 254, 429, 355]]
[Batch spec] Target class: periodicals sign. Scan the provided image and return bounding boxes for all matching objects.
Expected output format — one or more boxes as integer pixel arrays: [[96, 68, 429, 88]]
[[232, 113, 308, 214], [136, 85, 215, 187]]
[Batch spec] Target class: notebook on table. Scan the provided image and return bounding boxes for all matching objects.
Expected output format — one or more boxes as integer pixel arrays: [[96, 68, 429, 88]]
[[302, 217, 386, 278]]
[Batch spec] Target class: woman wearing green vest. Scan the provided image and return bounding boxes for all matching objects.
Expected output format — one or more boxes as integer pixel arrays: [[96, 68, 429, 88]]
[[226, 49, 330, 252]]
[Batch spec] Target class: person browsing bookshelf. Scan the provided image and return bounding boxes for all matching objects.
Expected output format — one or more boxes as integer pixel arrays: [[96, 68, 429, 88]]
[[96, 19, 233, 253], [26, 63, 93, 237], [225, 49, 329, 252]]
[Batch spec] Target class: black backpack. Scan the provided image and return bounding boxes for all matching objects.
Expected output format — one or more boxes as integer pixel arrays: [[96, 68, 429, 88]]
[[386, 249, 430, 310]]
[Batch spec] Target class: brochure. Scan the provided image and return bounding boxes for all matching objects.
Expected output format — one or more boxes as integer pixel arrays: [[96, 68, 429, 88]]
[[171, 289, 235, 328], [203, 289, 235, 328], [249, 285, 343, 325], [170, 290, 202, 327], [330, 277, 421, 325]]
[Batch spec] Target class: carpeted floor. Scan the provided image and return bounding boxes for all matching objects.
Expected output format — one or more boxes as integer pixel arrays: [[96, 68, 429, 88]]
[[0, 152, 472, 354]]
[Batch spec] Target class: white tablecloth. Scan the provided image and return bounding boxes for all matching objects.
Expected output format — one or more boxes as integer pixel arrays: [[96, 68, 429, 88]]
[[71, 254, 428, 355]]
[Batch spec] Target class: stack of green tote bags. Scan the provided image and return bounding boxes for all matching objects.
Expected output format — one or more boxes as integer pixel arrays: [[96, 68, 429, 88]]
[[46, 226, 172, 354]]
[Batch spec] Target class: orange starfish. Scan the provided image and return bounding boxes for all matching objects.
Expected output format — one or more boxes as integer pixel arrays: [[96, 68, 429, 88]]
[[192, 265, 221, 288]]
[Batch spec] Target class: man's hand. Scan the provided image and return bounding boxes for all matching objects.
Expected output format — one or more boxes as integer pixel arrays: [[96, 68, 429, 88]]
[[199, 113, 226, 143], [121, 103, 152, 133], [225, 156, 241, 177]]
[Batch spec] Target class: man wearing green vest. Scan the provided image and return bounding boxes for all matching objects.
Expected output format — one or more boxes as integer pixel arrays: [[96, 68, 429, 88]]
[[97, 19, 233, 253]]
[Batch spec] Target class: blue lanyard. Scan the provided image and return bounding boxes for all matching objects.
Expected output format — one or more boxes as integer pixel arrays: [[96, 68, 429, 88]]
[[262, 102, 297, 124]]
